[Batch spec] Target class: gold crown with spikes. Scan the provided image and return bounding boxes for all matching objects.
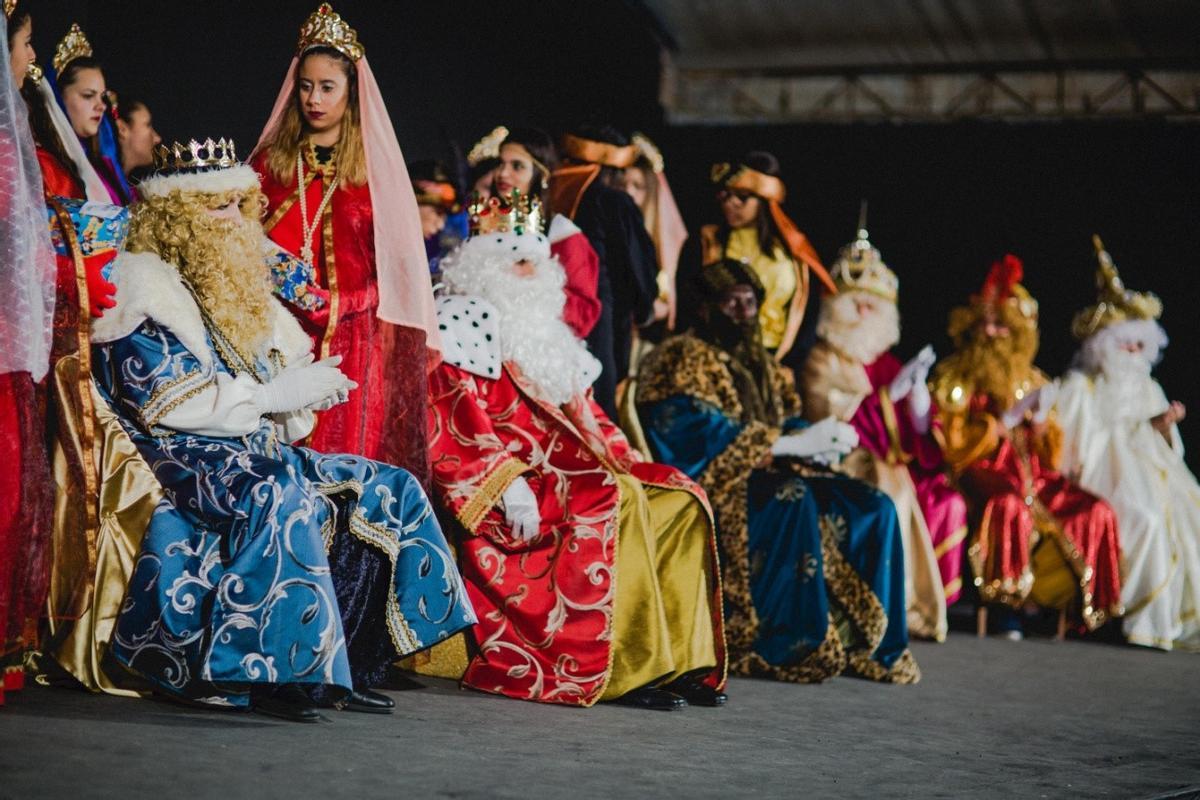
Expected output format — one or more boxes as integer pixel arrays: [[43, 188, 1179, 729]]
[[467, 125, 509, 166], [152, 138, 239, 173], [297, 3, 364, 62], [468, 190, 544, 238], [4, 0, 17, 20], [52, 23, 93, 74], [1070, 235, 1162, 340], [828, 203, 899, 304]]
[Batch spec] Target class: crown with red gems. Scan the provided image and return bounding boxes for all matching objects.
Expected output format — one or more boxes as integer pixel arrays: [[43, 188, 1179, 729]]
[[468, 190, 544, 238], [297, 3, 364, 62]]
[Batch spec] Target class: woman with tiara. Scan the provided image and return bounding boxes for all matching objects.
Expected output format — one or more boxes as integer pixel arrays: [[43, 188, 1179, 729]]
[[252, 3, 438, 485], [1, 1, 56, 707]]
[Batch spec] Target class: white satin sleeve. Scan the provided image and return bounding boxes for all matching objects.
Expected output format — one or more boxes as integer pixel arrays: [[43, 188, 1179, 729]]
[[156, 371, 266, 437], [271, 409, 316, 444]]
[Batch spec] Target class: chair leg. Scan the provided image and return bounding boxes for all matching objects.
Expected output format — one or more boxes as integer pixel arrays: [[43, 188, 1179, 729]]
[[976, 605, 988, 638]]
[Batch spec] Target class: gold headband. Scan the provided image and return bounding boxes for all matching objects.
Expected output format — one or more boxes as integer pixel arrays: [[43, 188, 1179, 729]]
[[560, 133, 637, 169], [711, 163, 787, 204]]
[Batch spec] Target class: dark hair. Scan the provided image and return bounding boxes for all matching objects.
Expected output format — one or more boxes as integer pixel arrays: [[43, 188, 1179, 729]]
[[717, 150, 785, 258], [20, 80, 84, 192], [56, 55, 104, 93], [498, 126, 557, 205], [6, 4, 32, 46], [468, 156, 500, 190], [116, 97, 148, 125], [569, 122, 629, 188]]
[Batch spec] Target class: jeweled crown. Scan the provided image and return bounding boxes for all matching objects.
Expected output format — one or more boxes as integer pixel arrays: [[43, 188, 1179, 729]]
[[1070, 235, 1163, 340], [52, 23, 93, 74], [829, 209, 899, 304], [297, 3, 364, 62], [152, 138, 239, 173], [468, 190, 544, 238], [4, 0, 18, 20]]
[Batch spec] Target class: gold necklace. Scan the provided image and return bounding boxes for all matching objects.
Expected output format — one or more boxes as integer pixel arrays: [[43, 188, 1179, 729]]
[[295, 148, 338, 265]]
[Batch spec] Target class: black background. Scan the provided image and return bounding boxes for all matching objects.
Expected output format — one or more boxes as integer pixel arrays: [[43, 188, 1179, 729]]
[[26, 1, 1200, 466]]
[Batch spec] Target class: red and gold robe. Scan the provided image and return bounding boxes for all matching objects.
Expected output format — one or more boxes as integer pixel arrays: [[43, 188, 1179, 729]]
[[252, 148, 430, 484], [429, 351, 726, 706], [933, 369, 1123, 628]]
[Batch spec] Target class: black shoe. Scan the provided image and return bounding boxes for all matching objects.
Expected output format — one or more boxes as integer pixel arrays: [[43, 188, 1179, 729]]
[[614, 686, 688, 711], [662, 676, 727, 707], [340, 689, 395, 714], [253, 684, 321, 723]]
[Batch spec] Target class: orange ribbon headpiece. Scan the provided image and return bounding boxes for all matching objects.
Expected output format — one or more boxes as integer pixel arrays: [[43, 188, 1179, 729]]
[[711, 162, 836, 295]]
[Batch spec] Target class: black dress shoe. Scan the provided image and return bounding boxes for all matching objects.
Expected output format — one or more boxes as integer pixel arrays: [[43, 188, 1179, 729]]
[[662, 676, 727, 707], [614, 686, 688, 711], [253, 684, 321, 723], [340, 689, 395, 714]]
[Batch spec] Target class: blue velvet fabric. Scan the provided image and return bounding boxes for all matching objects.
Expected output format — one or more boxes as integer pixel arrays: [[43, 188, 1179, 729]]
[[94, 321, 475, 705], [643, 395, 910, 672]]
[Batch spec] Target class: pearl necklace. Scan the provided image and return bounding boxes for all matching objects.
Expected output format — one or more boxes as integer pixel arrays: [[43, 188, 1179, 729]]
[[296, 147, 338, 266]]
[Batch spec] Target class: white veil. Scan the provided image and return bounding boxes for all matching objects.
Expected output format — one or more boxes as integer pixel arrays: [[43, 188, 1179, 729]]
[[0, 14, 57, 380]]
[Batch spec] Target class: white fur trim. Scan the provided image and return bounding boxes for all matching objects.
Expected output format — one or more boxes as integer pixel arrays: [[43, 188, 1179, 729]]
[[459, 229, 551, 262], [436, 295, 502, 380], [92, 250, 314, 368], [547, 213, 581, 245], [136, 165, 261, 199]]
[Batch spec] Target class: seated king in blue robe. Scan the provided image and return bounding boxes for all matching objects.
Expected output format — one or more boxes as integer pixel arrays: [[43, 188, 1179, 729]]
[[89, 137, 476, 720], [636, 259, 919, 683]]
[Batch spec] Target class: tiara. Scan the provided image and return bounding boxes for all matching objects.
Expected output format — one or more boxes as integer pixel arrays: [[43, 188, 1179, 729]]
[[467, 125, 509, 166], [4, 0, 17, 20], [52, 23, 93, 74], [631, 133, 664, 173], [468, 190, 544, 238], [153, 138, 239, 173], [297, 3, 364, 62]]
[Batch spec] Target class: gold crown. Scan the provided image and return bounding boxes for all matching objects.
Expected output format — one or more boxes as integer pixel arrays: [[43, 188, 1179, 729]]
[[467, 125, 509, 166], [52, 23, 93, 74], [631, 132, 664, 173], [297, 3, 364, 62], [153, 138, 239, 173], [1071, 235, 1162, 340], [829, 205, 898, 304], [4, 0, 17, 20], [468, 190, 544, 238]]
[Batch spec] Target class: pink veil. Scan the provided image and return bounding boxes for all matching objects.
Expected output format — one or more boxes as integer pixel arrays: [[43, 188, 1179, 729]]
[[654, 171, 687, 279], [251, 55, 441, 361], [0, 15, 57, 381]]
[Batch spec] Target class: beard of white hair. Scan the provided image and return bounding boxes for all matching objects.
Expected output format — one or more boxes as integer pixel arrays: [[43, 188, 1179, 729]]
[[816, 290, 901, 364], [441, 244, 600, 405], [1076, 318, 1167, 383]]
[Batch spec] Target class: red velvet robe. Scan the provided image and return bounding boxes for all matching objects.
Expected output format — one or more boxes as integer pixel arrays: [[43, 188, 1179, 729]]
[[937, 387, 1123, 629], [252, 150, 430, 485], [551, 230, 601, 339], [428, 360, 726, 705]]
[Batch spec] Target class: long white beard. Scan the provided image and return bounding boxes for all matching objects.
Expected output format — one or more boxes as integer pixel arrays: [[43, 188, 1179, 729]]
[[816, 291, 900, 364], [1076, 319, 1165, 383], [441, 245, 600, 405]]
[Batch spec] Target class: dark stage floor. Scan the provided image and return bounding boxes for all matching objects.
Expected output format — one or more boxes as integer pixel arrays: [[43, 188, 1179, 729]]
[[1, 636, 1198, 799]]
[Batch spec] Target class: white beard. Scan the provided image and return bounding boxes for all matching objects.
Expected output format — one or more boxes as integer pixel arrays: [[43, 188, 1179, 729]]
[[441, 244, 601, 405], [816, 290, 901, 364], [1076, 319, 1166, 384]]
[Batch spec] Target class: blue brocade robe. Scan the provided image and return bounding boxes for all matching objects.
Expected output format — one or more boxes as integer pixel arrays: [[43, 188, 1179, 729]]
[[636, 335, 919, 683], [90, 251, 475, 705]]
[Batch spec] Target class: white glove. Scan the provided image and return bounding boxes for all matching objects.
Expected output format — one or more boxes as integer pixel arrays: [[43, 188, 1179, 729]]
[[257, 354, 357, 414], [889, 345, 936, 402], [771, 417, 859, 461], [1031, 381, 1058, 424], [1000, 383, 1057, 429], [908, 378, 932, 434], [501, 477, 540, 542]]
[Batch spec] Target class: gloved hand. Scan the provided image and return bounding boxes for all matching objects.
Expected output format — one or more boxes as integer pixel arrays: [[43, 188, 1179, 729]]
[[771, 416, 859, 461], [889, 344, 936, 403], [908, 377, 933, 434], [83, 251, 118, 318], [257, 354, 356, 414], [1031, 381, 1058, 425], [1000, 383, 1057, 429], [501, 477, 540, 542]]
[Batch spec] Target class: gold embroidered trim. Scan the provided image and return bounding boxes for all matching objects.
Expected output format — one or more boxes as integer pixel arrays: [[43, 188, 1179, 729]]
[[934, 525, 968, 560], [457, 458, 530, 534], [141, 368, 213, 428], [878, 386, 913, 466], [348, 509, 423, 655]]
